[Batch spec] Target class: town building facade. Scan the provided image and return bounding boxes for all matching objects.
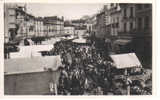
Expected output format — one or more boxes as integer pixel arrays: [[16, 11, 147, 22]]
[[71, 19, 87, 37], [95, 3, 152, 68], [4, 3, 21, 43], [85, 15, 97, 36], [43, 16, 64, 37], [75, 26, 87, 37], [118, 4, 136, 39], [134, 4, 152, 68], [35, 17, 44, 37], [4, 4, 65, 43], [96, 10, 106, 39], [64, 24, 75, 36]]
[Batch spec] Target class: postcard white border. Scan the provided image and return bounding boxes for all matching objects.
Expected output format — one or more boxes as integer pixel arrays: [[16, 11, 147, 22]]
[[0, 0, 159, 99]]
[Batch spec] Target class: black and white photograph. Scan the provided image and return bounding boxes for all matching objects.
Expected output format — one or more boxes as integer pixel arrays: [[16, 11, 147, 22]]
[[4, 3, 152, 95]]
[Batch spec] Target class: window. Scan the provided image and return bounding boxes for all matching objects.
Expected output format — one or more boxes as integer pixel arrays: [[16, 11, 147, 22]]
[[144, 16, 149, 28], [130, 22, 133, 30], [124, 23, 127, 32], [144, 4, 150, 8], [137, 4, 142, 10], [116, 23, 119, 28], [124, 8, 127, 17], [113, 18, 115, 23], [111, 3, 114, 7], [130, 7, 133, 17], [117, 17, 119, 22], [138, 17, 142, 30]]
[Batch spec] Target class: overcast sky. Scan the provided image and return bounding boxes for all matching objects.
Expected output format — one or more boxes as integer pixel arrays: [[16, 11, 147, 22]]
[[26, 3, 104, 20]]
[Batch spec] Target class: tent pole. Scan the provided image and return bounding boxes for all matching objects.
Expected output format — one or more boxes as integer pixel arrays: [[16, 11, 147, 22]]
[[125, 69, 130, 95]]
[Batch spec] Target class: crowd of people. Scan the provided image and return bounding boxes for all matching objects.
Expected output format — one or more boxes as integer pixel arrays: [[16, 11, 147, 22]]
[[49, 39, 152, 95], [50, 40, 114, 95]]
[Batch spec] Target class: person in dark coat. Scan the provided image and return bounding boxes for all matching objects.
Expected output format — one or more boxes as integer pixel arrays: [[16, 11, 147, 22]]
[[71, 74, 81, 95]]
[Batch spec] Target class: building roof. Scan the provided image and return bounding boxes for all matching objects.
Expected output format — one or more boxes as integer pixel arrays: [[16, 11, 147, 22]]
[[75, 25, 87, 30], [96, 11, 105, 17], [64, 24, 75, 27], [110, 53, 142, 69], [5, 56, 62, 75], [71, 19, 86, 23], [44, 16, 63, 21], [35, 17, 44, 21]]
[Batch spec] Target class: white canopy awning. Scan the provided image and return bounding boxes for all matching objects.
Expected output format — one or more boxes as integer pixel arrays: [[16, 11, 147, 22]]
[[5, 55, 62, 75], [109, 53, 142, 69], [114, 39, 131, 45], [72, 38, 87, 43]]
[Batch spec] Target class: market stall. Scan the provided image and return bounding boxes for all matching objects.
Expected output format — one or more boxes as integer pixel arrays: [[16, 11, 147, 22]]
[[109, 53, 151, 95]]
